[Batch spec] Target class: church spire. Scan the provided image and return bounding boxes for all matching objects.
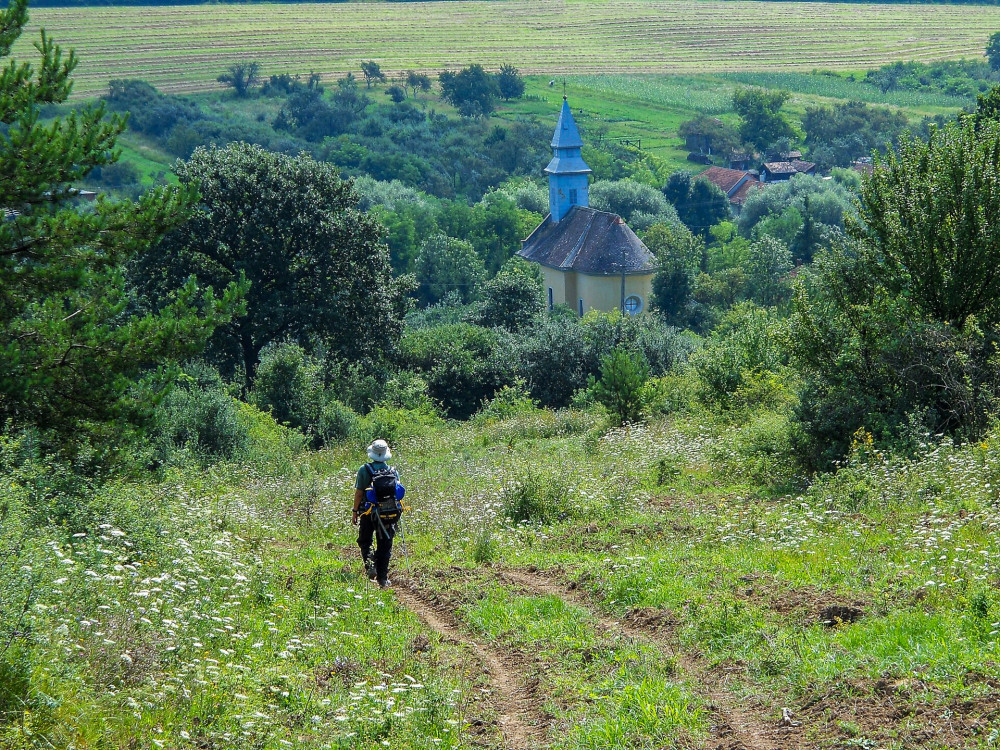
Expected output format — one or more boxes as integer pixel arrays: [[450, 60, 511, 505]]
[[551, 96, 584, 149], [545, 97, 591, 223]]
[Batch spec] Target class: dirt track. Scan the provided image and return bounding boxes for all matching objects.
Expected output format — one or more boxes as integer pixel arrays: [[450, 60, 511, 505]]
[[498, 568, 802, 750], [394, 579, 549, 750], [392, 565, 810, 750]]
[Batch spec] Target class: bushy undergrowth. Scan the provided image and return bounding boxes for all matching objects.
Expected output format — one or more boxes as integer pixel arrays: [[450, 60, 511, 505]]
[[0, 423, 467, 749]]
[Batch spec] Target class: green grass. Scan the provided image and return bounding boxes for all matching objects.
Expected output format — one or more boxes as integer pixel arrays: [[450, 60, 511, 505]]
[[496, 70, 970, 168], [117, 133, 177, 185], [15, 0, 1000, 100], [9, 398, 1000, 746], [720, 71, 976, 112]]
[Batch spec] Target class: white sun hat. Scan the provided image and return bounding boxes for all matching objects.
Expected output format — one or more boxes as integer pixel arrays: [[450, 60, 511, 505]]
[[367, 439, 392, 462]]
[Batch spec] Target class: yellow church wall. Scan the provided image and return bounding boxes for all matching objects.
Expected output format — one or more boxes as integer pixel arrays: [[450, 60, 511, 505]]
[[540, 266, 654, 316]]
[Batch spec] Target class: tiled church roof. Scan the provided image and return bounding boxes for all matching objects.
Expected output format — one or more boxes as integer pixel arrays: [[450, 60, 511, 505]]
[[518, 206, 655, 275]]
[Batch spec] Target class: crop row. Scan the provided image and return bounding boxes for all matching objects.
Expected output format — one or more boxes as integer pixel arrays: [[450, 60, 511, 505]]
[[13, 0, 1000, 98]]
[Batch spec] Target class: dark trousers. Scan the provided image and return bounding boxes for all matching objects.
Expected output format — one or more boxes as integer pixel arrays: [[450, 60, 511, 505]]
[[357, 513, 395, 582]]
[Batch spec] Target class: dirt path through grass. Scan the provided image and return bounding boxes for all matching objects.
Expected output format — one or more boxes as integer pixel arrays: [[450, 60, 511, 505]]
[[393, 578, 549, 750], [499, 567, 806, 750]]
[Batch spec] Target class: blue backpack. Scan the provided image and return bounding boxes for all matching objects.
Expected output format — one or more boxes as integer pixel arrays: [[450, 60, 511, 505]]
[[364, 463, 405, 524]]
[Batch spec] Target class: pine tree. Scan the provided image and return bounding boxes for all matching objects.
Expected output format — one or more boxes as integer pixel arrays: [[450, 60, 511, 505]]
[[591, 348, 648, 425], [0, 0, 242, 440]]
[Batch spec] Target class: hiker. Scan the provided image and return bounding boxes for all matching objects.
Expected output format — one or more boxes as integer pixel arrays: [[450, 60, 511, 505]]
[[352, 439, 404, 588]]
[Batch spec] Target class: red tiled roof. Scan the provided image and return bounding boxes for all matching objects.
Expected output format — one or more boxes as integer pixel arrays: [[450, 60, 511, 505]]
[[699, 166, 752, 195], [730, 179, 765, 206]]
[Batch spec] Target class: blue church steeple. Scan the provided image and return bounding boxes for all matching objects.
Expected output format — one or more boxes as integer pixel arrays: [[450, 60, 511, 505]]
[[545, 97, 591, 223]]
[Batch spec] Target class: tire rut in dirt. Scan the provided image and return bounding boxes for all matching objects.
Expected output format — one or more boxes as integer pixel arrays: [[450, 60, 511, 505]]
[[393, 579, 549, 750], [498, 568, 806, 750]]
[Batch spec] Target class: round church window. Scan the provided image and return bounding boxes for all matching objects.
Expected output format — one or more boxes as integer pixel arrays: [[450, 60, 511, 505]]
[[624, 295, 643, 315]]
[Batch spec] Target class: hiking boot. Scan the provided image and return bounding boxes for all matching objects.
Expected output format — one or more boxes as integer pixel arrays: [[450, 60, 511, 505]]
[[378, 578, 391, 589], [363, 558, 377, 580]]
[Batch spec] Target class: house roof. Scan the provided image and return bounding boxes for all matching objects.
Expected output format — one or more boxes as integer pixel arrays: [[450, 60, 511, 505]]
[[699, 166, 753, 196], [763, 160, 816, 175], [518, 206, 655, 276], [730, 178, 765, 206], [762, 161, 799, 175], [551, 97, 584, 150]]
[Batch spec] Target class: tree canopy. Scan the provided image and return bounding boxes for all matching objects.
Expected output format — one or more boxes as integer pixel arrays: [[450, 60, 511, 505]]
[[414, 233, 486, 305], [361, 60, 386, 89], [134, 142, 408, 386], [496, 64, 525, 101], [731, 86, 796, 153], [852, 119, 1000, 328], [988, 31, 1000, 72], [439, 64, 498, 117], [217, 60, 260, 97]]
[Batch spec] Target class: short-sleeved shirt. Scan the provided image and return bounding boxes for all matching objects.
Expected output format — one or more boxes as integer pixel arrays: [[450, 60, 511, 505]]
[[355, 461, 396, 490]]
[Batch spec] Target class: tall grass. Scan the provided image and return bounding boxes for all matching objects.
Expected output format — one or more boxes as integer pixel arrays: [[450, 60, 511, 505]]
[[721, 71, 975, 109]]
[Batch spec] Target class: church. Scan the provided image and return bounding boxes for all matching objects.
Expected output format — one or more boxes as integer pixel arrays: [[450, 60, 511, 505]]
[[518, 98, 656, 316]]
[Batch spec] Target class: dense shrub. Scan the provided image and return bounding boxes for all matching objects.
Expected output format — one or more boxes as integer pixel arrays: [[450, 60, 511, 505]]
[[691, 303, 788, 409], [791, 247, 1000, 468], [590, 179, 681, 231], [471, 259, 545, 331], [400, 323, 508, 418], [712, 410, 800, 485], [415, 234, 487, 305], [473, 381, 539, 424], [251, 343, 358, 447], [153, 366, 250, 462], [510, 316, 590, 408], [500, 471, 573, 524], [738, 173, 855, 241]]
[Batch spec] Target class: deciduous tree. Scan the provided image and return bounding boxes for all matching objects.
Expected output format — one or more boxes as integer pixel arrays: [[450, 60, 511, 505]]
[[495, 63, 525, 101], [360, 60, 386, 89], [731, 87, 795, 153], [405, 70, 432, 99], [853, 119, 1000, 328], [439, 64, 498, 117], [414, 233, 486, 305], [134, 143, 408, 387], [987, 31, 1000, 72], [217, 60, 260, 97], [472, 258, 544, 331]]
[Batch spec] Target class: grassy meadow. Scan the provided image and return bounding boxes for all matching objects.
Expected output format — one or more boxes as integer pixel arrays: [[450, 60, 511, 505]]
[[15, 0, 1000, 99], [10, 401, 1000, 748], [493, 71, 969, 171]]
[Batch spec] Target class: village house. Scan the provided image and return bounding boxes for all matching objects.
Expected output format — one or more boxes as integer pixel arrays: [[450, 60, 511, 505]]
[[697, 166, 764, 215], [518, 98, 655, 316], [760, 159, 817, 182]]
